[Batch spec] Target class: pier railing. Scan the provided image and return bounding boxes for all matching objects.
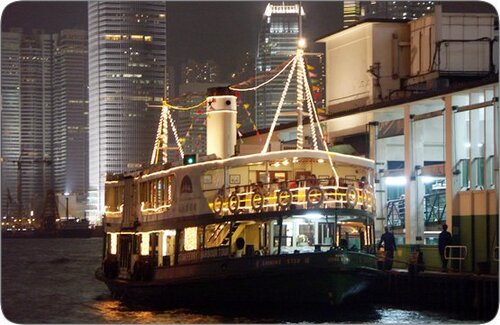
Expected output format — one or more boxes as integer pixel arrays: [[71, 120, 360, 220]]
[[445, 245, 468, 272]]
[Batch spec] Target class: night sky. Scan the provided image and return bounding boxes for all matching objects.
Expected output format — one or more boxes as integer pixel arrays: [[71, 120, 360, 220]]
[[1, 1, 343, 78]]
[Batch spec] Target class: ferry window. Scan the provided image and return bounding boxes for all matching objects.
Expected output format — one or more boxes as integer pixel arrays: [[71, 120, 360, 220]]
[[273, 224, 292, 247], [183, 227, 199, 251], [156, 179, 164, 206], [257, 171, 288, 184], [165, 175, 174, 207], [140, 182, 148, 207], [318, 223, 335, 245], [105, 186, 123, 211], [297, 224, 314, 247], [133, 235, 140, 254], [150, 233, 159, 261]]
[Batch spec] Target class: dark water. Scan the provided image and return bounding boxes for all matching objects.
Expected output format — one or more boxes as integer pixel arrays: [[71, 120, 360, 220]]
[[1, 238, 480, 323]]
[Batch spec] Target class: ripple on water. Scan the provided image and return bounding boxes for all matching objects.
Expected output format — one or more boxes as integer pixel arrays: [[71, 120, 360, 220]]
[[1, 238, 485, 324]]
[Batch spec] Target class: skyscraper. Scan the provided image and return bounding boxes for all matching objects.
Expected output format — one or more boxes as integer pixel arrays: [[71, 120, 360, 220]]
[[88, 2, 167, 222], [52, 29, 89, 197], [344, 1, 435, 28], [1, 29, 54, 219], [181, 59, 220, 84], [255, 2, 305, 130]]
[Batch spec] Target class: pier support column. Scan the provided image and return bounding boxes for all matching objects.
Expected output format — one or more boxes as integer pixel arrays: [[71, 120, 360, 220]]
[[404, 105, 417, 244], [368, 122, 385, 236], [413, 120, 425, 244], [444, 95, 455, 229]]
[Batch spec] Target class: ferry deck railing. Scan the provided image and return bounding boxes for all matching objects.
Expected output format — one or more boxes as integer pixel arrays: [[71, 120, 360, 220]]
[[205, 177, 374, 216]]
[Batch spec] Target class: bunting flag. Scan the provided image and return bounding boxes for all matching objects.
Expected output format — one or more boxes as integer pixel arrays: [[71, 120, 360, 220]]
[[307, 64, 315, 70]]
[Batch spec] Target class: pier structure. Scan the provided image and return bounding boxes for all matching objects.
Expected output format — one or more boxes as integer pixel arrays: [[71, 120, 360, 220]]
[[241, 6, 499, 274]]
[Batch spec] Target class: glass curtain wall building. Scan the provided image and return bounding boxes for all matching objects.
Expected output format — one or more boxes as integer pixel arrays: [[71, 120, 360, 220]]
[[1, 29, 54, 218], [52, 30, 89, 197], [344, 1, 435, 28], [255, 3, 304, 130], [88, 2, 167, 223]]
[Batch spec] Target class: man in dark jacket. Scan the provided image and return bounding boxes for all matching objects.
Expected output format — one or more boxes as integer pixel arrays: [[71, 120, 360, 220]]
[[438, 224, 452, 272], [378, 226, 397, 270]]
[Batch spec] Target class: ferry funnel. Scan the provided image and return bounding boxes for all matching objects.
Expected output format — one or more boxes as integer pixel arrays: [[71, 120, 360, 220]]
[[206, 87, 237, 159]]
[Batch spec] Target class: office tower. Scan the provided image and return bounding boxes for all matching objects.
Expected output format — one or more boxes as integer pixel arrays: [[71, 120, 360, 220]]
[[181, 59, 220, 84], [255, 2, 305, 130], [165, 65, 176, 99], [52, 29, 89, 197], [88, 2, 167, 222], [344, 1, 435, 28], [1, 29, 54, 219]]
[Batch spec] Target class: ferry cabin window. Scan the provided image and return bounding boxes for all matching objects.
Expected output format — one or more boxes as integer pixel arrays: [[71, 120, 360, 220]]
[[133, 235, 140, 255], [180, 227, 203, 252], [149, 233, 159, 262], [273, 223, 292, 247], [105, 186, 123, 211], [297, 224, 314, 247], [318, 223, 335, 245], [256, 171, 288, 184], [139, 175, 174, 209]]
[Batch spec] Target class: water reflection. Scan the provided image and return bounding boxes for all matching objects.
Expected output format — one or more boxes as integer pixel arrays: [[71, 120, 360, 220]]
[[2, 238, 483, 324]]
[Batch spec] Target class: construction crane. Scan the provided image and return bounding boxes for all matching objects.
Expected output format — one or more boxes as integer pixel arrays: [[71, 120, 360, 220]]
[[0, 153, 51, 218]]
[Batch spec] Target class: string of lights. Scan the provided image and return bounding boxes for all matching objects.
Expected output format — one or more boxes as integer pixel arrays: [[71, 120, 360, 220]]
[[302, 64, 340, 187], [261, 56, 298, 153], [162, 99, 206, 111], [302, 61, 318, 151], [161, 108, 169, 164], [229, 57, 295, 92], [296, 49, 305, 150], [150, 110, 166, 165]]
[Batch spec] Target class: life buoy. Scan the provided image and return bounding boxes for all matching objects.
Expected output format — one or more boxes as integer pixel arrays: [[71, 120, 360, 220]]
[[345, 185, 358, 208], [277, 189, 292, 209], [251, 190, 264, 212], [362, 187, 371, 210], [213, 194, 224, 215], [306, 186, 324, 207], [228, 193, 240, 213]]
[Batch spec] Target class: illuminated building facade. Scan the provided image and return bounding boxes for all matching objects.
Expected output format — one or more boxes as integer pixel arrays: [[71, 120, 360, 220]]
[[52, 29, 89, 197], [88, 2, 167, 222], [255, 2, 305, 129], [181, 59, 220, 84], [1, 29, 54, 219], [343, 1, 435, 28]]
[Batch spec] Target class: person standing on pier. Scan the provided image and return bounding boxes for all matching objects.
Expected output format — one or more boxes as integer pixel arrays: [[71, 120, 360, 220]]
[[378, 226, 397, 270], [438, 224, 452, 272]]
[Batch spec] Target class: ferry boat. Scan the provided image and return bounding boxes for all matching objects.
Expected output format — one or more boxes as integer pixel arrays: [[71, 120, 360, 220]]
[[95, 84, 382, 307]]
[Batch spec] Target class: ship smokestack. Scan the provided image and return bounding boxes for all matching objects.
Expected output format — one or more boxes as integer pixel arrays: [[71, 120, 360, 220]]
[[206, 87, 237, 159]]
